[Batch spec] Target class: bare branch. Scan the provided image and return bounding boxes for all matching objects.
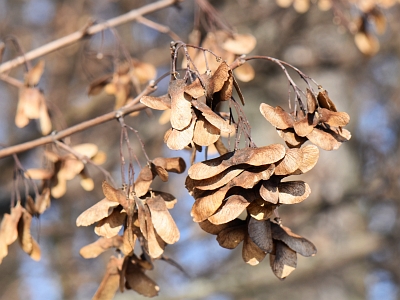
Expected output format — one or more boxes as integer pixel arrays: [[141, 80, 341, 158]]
[[0, 0, 182, 74], [0, 85, 156, 159]]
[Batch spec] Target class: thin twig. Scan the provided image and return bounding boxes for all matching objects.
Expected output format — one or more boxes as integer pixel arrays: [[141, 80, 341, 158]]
[[0, 0, 182, 74], [136, 16, 181, 41], [0, 84, 156, 159], [53, 140, 117, 187]]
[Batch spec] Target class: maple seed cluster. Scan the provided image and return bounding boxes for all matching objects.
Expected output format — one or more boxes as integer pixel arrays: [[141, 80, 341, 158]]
[[141, 61, 239, 151], [139, 52, 351, 280], [260, 88, 351, 151], [76, 157, 185, 298], [186, 143, 319, 278]]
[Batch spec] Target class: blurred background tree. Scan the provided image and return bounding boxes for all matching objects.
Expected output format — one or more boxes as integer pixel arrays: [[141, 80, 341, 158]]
[[0, 0, 399, 299]]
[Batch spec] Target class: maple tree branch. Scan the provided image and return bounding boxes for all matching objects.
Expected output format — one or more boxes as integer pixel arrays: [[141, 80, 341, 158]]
[[0, 85, 156, 159], [0, 0, 182, 74]]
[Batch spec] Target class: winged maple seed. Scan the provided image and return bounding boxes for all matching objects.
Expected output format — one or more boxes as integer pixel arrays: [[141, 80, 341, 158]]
[[0, 202, 43, 264], [261, 88, 351, 151], [185, 29, 257, 82], [25, 143, 106, 198], [89, 59, 156, 109], [15, 60, 52, 135], [141, 62, 239, 150], [76, 156, 184, 297]]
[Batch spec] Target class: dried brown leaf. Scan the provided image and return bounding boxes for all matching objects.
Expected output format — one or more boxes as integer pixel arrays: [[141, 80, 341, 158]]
[[166, 117, 196, 150], [274, 148, 302, 175], [276, 128, 307, 148], [146, 195, 180, 244], [79, 236, 124, 259], [143, 205, 164, 258], [140, 94, 171, 110], [95, 208, 126, 238], [260, 103, 294, 129], [199, 219, 246, 235], [169, 79, 192, 130], [247, 197, 276, 220], [259, 180, 279, 204], [134, 166, 154, 197], [318, 108, 350, 127], [25, 60, 45, 86], [188, 144, 285, 180], [193, 116, 221, 146], [184, 77, 206, 99], [76, 198, 120, 227], [354, 31, 380, 56], [306, 127, 350, 151], [131, 60, 157, 84], [278, 181, 311, 204], [125, 260, 159, 297], [102, 181, 128, 209], [208, 195, 249, 225], [152, 157, 186, 174], [293, 144, 319, 175], [0, 202, 23, 247], [192, 98, 235, 134], [216, 224, 246, 249], [24, 168, 53, 180], [17, 210, 41, 261], [233, 63, 255, 82], [222, 33, 257, 55], [306, 89, 317, 113], [317, 89, 337, 112], [186, 167, 244, 192], [93, 256, 122, 300], [293, 114, 316, 137], [271, 223, 317, 257], [270, 240, 297, 279], [191, 188, 227, 222], [248, 217, 273, 253], [242, 232, 267, 266]]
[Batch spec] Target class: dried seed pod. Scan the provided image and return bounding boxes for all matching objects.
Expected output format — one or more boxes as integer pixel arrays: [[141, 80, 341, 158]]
[[306, 89, 317, 113], [259, 179, 279, 204], [191, 98, 235, 134], [152, 157, 186, 174], [193, 116, 221, 146], [270, 240, 297, 279], [216, 223, 246, 249], [95, 208, 127, 238], [293, 145, 319, 175], [169, 79, 193, 130], [276, 128, 307, 148], [199, 218, 246, 235], [293, 113, 315, 137], [79, 236, 124, 259], [166, 117, 196, 150], [124, 260, 159, 297], [278, 181, 311, 204], [17, 210, 41, 261], [307, 127, 350, 151], [274, 148, 302, 176], [140, 94, 171, 110], [93, 256, 122, 300], [317, 89, 337, 112], [134, 166, 154, 197], [260, 103, 294, 129], [271, 223, 317, 257], [208, 195, 249, 225], [242, 232, 266, 266], [318, 108, 350, 127], [222, 33, 257, 55], [146, 195, 180, 244], [248, 217, 273, 253], [188, 144, 285, 180], [76, 198, 120, 227]]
